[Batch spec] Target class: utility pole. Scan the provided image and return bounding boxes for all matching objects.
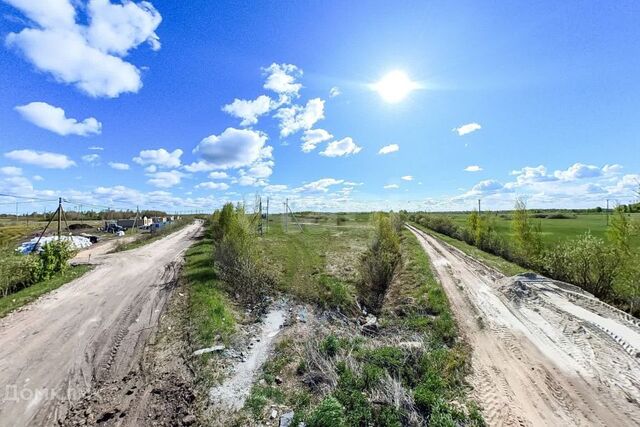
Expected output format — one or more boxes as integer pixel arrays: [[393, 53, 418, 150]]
[[266, 197, 269, 234], [478, 199, 481, 214], [284, 199, 288, 232], [57, 197, 62, 239], [606, 199, 610, 226], [15, 201, 18, 224]]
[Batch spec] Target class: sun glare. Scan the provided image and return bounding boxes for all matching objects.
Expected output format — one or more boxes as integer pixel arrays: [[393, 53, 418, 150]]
[[373, 70, 419, 103]]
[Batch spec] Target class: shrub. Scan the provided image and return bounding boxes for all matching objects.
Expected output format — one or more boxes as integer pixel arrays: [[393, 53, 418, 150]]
[[39, 240, 73, 280], [307, 396, 346, 427], [214, 207, 275, 305], [0, 252, 41, 297], [357, 214, 402, 313], [543, 233, 620, 299]]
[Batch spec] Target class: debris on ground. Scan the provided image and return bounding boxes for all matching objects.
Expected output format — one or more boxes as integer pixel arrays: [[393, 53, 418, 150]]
[[193, 344, 225, 356], [16, 235, 92, 254]]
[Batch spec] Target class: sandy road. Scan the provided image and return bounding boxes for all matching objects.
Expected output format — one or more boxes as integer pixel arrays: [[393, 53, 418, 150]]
[[408, 225, 640, 427], [0, 221, 202, 426]]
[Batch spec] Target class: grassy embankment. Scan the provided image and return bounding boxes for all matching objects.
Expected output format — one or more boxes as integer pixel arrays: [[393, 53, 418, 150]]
[[242, 213, 483, 426]]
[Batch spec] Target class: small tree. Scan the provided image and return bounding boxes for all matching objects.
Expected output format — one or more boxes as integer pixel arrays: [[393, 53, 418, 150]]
[[512, 198, 543, 265]]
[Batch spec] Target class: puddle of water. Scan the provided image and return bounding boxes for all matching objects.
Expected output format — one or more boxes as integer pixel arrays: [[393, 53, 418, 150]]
[[209, 308, 287, 410]]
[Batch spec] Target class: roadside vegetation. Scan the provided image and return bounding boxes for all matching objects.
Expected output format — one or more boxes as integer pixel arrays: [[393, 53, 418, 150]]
[[246, 211, 480, 426], [0, 240, 89, 317], [185, 207, 481, 425], [409, 197, 640, 316]]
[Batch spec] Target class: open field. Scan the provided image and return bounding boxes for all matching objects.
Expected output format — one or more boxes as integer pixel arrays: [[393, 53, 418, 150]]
[[444, 211, 640, 248], [258, 213, 372, 311]]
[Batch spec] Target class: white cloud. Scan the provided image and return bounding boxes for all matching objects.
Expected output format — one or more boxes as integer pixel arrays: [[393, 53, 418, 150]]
[[5, 149, 75, 169], [263, 184, 288, 193], [183, 161, 217, 173], [378, 144, 399, 155], [384, 184, 399, 189], [464, 165, 483, 172], [108, 161, 130, 170], [296, 178, 344, 193], [553, 163, 602, 181], [147, 170, 184, 188], [88, 146, 103, 151], [193, 127, 269, 169], [15, 102, 102, 136], [301, 129, 333, 153], [262, 63, 302, 97], [208, 171, 228, 179], [275, 98, 325, 137], [329, 86, 341, 97], [5, 0, 162, 97], [245, 161, 273, 179], [195, 181, 229, 190], [145, 165, 157, 173], [320, 137, 362, 157], [0, 166, 22, 176], [85, 0, 162, 55], [603, 164, 623, 175], [133, 148, 183, 168], [453, 122, 481, 136], [32, 175, 43, 181], [457, 179, 511, 199], [82, 154, 100, 164], [222, 95, 273, 126], [401, 175, 413, 181]]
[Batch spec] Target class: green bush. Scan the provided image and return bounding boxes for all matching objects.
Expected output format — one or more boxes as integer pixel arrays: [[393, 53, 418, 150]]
[[307, 396, 346, 427], [0, 252, 41, 297], [213, 205, 275, 305], [39, 240, 73, 280], [543, 233, 619, 299]]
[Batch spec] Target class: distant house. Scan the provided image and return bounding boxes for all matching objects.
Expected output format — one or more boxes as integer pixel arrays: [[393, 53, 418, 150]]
[[151, 216, 167, 224]]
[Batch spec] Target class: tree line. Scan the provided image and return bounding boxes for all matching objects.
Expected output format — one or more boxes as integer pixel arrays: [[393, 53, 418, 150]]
[[408, 201, 640, 316]]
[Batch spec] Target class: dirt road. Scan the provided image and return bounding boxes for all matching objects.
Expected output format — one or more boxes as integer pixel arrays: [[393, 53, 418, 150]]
[[408, 225, 640, 427], [0, 221, 202, 426]]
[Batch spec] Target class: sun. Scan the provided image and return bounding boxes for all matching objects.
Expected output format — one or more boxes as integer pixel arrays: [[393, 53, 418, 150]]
[[373, 70, 419, 103]]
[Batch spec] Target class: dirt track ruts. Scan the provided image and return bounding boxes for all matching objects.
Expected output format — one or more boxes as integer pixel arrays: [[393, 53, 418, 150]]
[[0, 221, 202, 427], [408, 225, 640, 427]]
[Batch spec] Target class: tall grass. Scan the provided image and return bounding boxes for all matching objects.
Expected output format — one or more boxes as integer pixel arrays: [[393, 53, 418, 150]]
[[357, 213, 402, 314]]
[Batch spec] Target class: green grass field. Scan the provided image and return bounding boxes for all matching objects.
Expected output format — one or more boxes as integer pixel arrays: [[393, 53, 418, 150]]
[[258, 213, 372, 312], [445, 212, 640, 248]]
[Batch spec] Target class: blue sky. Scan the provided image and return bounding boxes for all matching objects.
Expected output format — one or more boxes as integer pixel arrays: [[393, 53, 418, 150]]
[[0, 0, 639, 213]]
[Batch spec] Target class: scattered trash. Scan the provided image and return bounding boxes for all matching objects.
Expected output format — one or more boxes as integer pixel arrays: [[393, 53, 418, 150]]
[[116, 231, 125, 237], [193, 345, 225, 356], [270, 408, 278, 419], [16, 235, 92, 254], [296, 307, 308, 323]]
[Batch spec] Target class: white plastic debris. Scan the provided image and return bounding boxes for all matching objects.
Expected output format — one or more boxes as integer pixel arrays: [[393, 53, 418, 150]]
[[16, 235, 92, 254], [193, 345, 225, 356]]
